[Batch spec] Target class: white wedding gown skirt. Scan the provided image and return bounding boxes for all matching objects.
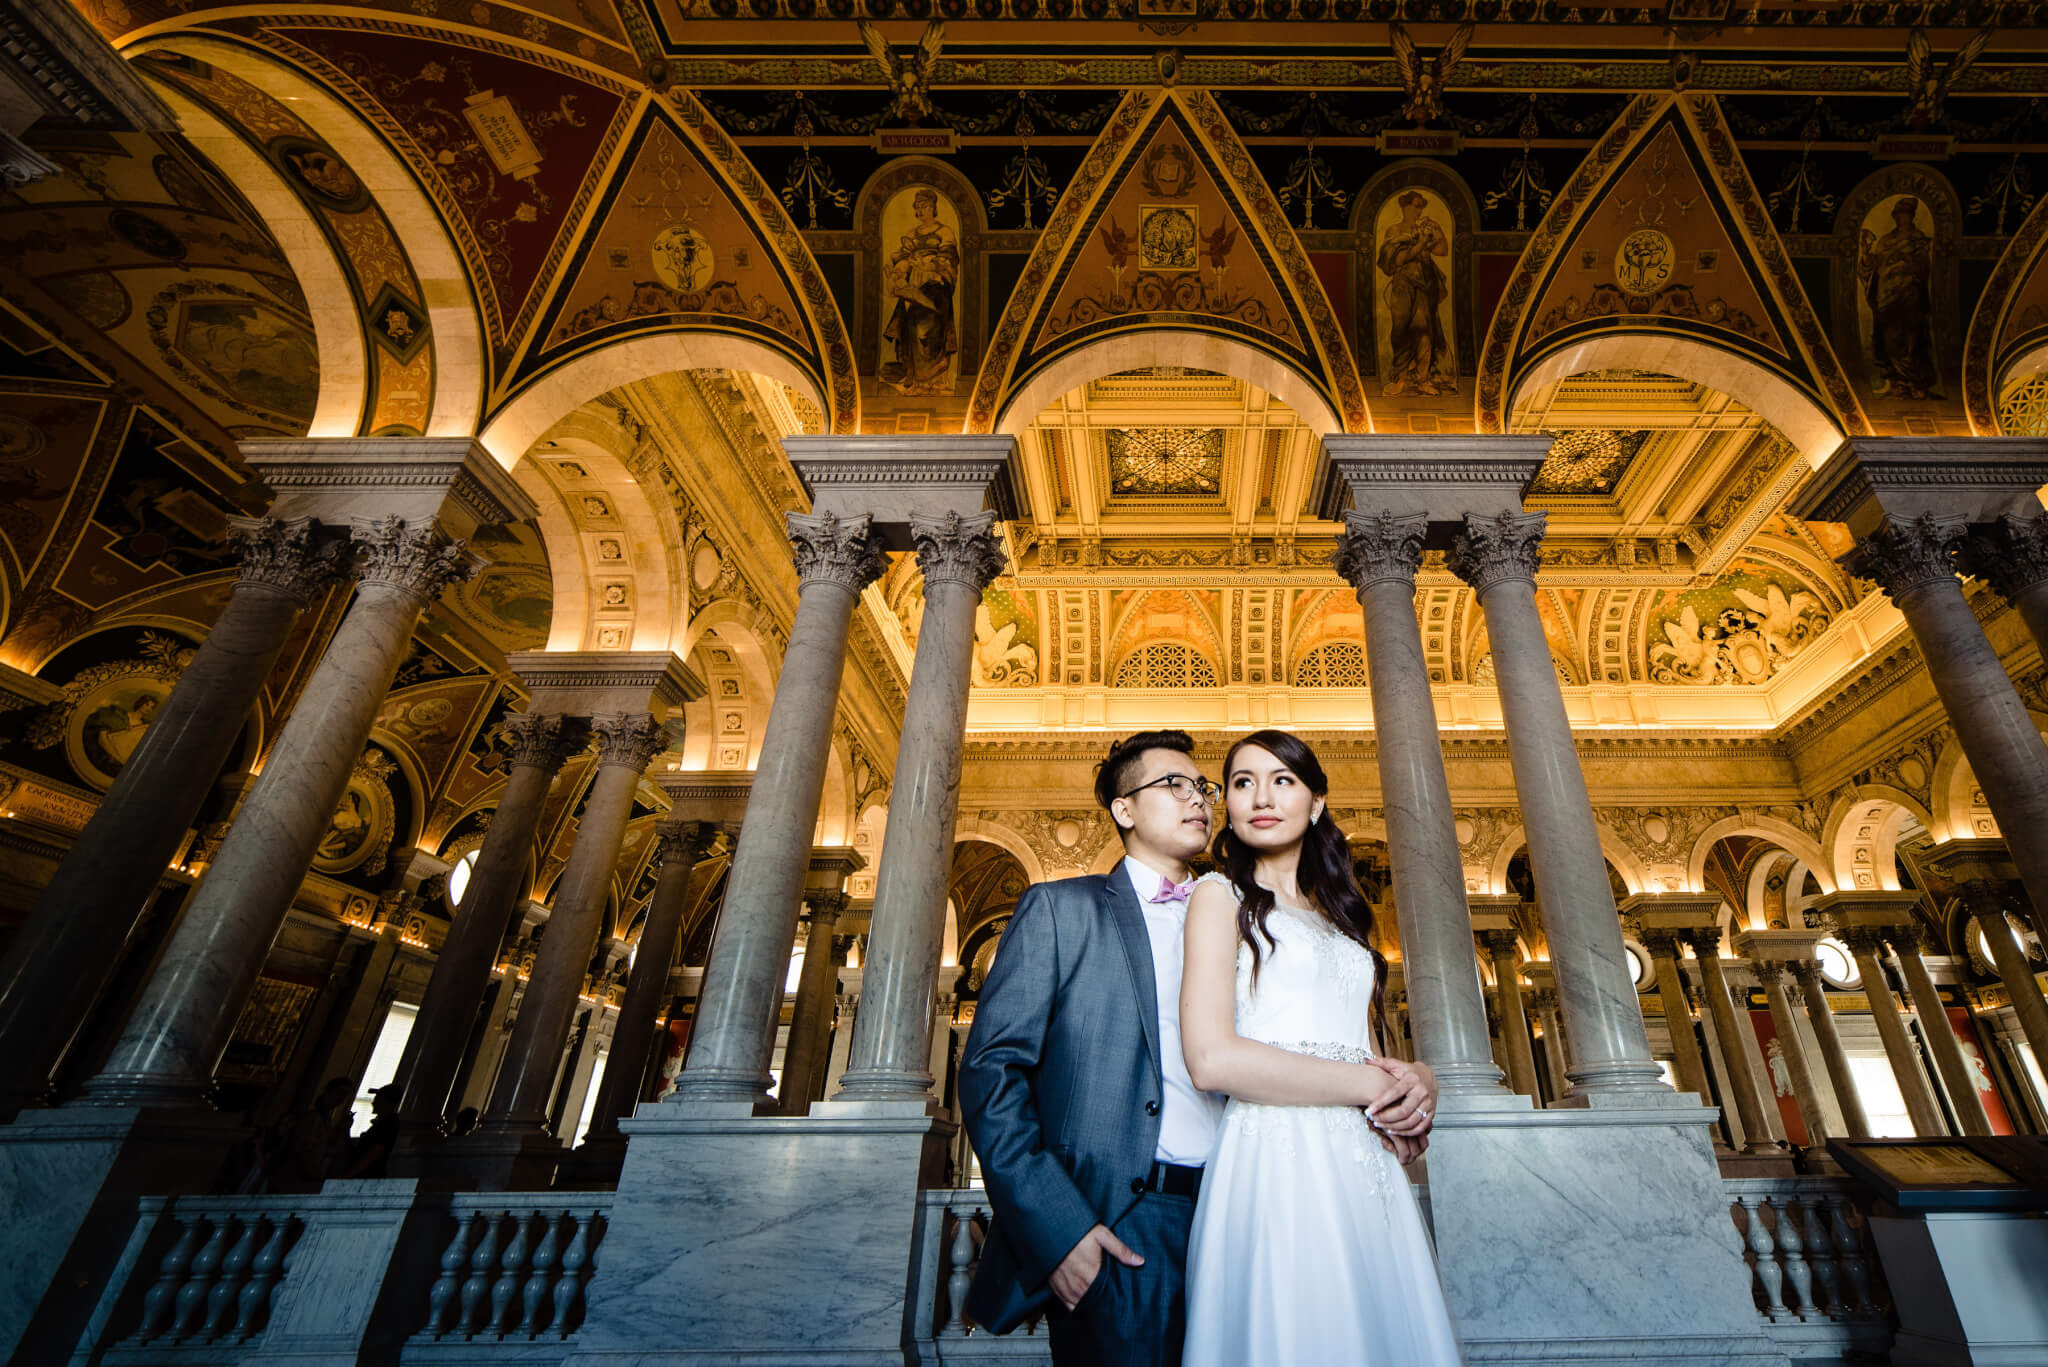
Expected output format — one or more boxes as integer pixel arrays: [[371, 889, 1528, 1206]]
[[1182, 880, 1464, 1366]]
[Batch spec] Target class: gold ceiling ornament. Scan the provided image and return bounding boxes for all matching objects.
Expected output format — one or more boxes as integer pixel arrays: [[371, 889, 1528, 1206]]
[[1529, 429, 1648, 495], [1106, 427, 1224, 495]]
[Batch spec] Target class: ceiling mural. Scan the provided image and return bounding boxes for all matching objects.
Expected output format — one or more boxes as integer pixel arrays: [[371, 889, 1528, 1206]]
[[443, 521, 553, 656], [1646, 558, 1833, 687], [1963, 190, 2048, 433]]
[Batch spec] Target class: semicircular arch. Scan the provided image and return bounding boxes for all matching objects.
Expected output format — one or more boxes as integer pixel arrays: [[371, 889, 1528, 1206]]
[[1685, 814, 1831, 899]]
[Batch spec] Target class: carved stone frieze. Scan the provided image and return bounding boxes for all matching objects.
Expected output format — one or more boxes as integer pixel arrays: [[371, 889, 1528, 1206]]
[[979, 807, 1113, 875]]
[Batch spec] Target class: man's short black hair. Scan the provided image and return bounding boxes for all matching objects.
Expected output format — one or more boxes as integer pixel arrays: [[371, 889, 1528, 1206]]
[[1093, 730, 1197, 814]]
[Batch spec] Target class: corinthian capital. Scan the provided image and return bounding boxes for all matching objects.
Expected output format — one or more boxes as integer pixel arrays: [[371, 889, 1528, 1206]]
[[787, 512, 888, 594], [1845, 513, 1964, 603], [350, 516, 480, 603], [1333, 510, 1427, 591], [1448, 511, 1547, 596], [230, 516, 353, 603], [589, 712, 666, 772], [654, 818, 717, 867], [911, 510, 1008, 591], [1961, 511, 2048, 605], [501, 711, 591, 774]]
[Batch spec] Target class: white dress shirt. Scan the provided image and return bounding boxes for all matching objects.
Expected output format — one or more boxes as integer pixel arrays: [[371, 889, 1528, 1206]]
[[1123, 855, 1226, 1165]]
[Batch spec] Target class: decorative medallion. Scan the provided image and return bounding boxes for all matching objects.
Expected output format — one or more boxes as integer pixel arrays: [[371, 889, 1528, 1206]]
[[313, 747, 399, 876], [1614, 228, 1676, 295]]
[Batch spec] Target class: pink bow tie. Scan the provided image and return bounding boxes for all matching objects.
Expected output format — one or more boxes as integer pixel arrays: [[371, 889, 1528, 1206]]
[[1154, 876, 1193, 905]]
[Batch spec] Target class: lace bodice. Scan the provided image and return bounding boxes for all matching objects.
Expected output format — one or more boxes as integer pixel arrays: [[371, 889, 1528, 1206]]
[[1194, 872, 1379, 1061]]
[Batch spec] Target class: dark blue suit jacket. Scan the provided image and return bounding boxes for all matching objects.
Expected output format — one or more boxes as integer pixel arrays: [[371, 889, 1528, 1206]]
[[958, 870, 1167, 1334]]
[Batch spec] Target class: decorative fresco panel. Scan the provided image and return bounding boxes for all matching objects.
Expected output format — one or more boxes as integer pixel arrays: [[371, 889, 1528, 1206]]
[[443, 521, 552, 655], [877, 184, 963, 396], [1372, 188, 1457, 397]]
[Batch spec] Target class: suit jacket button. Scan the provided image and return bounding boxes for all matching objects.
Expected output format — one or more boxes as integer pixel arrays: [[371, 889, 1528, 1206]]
[[1130, 1177, 1146, 1194], [1144, 1100, 1160, 1117]]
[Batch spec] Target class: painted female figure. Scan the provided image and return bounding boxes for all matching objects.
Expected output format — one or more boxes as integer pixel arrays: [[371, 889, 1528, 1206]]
[[1376, 191, 1452, 397], [1857, 196, 1940, 399], [881, 186, 961, 395]]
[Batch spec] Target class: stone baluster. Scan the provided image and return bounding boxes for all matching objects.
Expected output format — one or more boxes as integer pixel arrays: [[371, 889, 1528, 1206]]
[[943, 1206, 979, 1336], [1826, 912, 1945, 1135], [1685, 927, 1785, 1157], [478, 714, 666, 1142], [1737, 1191, 1790, 1320], [581, 818, 720, 1146], [1748, 959, 1832, 1149], [780, 849, 862, 1114], [397, 711, 589, 1146], [1334, 508, 1505, 1098], [1789, 958, 1870, 1138], [1961, 510, 2048, 669], [1829, 1193, 1877, 1315], [1450, 512, 1666, 1096], [1800, 1192, 1840, 1316], [1887, 924, 1993, 1135], [1634, 927, 1715, 1111], [837, 511, 1008, 1101], [78, 518, 480, 1106], [1478, 928, 1539, 1098], [0, 517, 350, 1113], [673, 513, 886, 1104]]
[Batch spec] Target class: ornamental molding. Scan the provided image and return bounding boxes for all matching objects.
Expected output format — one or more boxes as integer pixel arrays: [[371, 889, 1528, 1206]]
[[229, 516, 354, 603], [1333, 510, 1427, 591], [1845, 513, 1968, 603], [1789, 441, 2048, 533], [910, 510, 1009, 592], [240, 438, 538, 528], [507, 650, 706, 712], [0, 0, 174, 133]]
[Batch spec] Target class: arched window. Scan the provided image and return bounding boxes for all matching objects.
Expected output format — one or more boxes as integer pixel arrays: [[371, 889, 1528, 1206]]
[[1112, 641, 1220, 688], [1293, 640, 1368, 687], [446, 848, 481, 907], [1998, 372, 2048, 436]]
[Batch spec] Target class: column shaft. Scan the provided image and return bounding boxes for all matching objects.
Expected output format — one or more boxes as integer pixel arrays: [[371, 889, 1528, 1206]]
[[1790, 960, 1870, 1138], [1485, 943, 1539, 1098], [1452, 514, 1662, 1095], [777, 903, 843, 1115], [1965, 512, 2048, 684], [1643, 938, 1712, 1103], [1688, 935, 1783, 1154], [1842, 933, 1944, 1135], [1754, 962, 1830, 1148], [1891, 935, 1993, 1135], [0, 520, 343, 1112], [586, 821, 714, 1138], [1974, 907, 2048, 1065], [1339, 511, 1503, 1095], [78, 520, 472, 1106], [837, 512, 1007, 1100], [482, 715, 662, 1132], [1858, 516, 2048, 927], [674, 513, 883, 1103], [397, 715, 585, 1136]]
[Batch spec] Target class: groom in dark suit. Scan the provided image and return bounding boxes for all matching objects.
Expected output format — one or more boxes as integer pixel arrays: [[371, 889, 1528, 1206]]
[[959, 730, 1438, 1365]]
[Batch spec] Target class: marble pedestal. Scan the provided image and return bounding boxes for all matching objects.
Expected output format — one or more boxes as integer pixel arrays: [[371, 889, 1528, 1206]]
[[0, 1106, 245, 1363], [434, 1129, 564, 1191], [1427, 1091, 1789, 1366], [1869, 1210, 2048, 1367], [566, 1099, 951, 1366]]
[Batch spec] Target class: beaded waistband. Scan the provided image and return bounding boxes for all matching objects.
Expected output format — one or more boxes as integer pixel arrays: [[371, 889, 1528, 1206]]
[[1261, 1039, 1372, 1064]]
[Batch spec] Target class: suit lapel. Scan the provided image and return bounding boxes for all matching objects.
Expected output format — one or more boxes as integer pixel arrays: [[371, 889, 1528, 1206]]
[[1101, 869, 1162, 1075]]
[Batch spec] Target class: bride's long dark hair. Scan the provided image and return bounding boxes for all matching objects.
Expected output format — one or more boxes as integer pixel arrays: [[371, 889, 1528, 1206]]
[[1213, 728, 1389, 1044]]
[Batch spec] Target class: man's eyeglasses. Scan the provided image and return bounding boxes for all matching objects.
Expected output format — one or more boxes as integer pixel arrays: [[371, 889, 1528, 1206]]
[[1120, 773, 1224, 806]]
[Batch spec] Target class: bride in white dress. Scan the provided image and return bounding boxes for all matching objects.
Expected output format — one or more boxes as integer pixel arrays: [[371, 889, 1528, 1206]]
[[1180, 728, 1463, 1366]]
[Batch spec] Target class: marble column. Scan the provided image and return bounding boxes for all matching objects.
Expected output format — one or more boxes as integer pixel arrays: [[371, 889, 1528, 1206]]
[[779, 848, 863, 1115], [1685, 928, 1784, 1155], [1478, 929, 1539, 1099], [836, 511, 1008, 1101], [1834, 924, 1944, 1135], [1749, 960, 1831, 1148], [672, 513, 885, 1104], [1526, 986, 1567, 1104], [77, 519, 478, 1107], [1337, 510, 1505, 1097], [1789, 958, 1870, 1138], [480, 712, 666, 1134], [396, 712, 588, 1140], [0, 517, 350, 1113], [1933, 844, 2048, 1065], [1889, 925, 1993, 1135], [582, 818, 719, 1145], [1846, 514, 2048, 928], [778, 897, 846, 1115], [1450, 512, 1664, 1096], [1962, 510, 2048, 661], [1637, 930, 1714, 1108]]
